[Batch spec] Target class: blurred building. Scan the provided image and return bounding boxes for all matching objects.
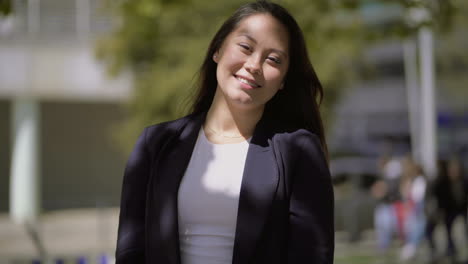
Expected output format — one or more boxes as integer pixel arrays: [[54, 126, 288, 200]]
[[0, 0, 132, 213], [329, 3, 468, 171], [330, 41, 468, 159]]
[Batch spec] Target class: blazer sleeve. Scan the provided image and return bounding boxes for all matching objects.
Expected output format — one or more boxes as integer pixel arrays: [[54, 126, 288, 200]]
[[116, 128, 151, 263], [287, 131, 334, 263]]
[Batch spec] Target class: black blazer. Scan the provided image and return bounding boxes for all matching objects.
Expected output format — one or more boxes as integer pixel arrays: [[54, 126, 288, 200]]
[[116, 112, 334, 264]]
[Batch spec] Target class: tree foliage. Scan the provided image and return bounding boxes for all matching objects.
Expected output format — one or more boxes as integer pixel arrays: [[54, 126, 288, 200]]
[[96, 0, 457, 151], [0, 0, 12, 16], [434, 0, 468, 107]]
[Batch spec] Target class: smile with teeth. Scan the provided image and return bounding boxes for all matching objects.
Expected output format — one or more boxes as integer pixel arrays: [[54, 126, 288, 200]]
[[235, 75, 261, 88]]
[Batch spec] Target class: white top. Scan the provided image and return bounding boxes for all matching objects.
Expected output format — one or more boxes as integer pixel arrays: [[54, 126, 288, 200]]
[[177, 128, 250, 264], [409, 175, 426, 203]]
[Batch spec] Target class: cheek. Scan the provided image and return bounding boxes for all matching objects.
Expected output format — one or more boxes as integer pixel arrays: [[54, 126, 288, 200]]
[[265, 68, 286, 85], [227, 57, 243, 70]]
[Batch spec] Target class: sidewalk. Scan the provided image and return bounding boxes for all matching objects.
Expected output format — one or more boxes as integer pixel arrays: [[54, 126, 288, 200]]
[[335, 220, 468, 264], [0, 208, 466, 264], [0, 208, 118, 263]]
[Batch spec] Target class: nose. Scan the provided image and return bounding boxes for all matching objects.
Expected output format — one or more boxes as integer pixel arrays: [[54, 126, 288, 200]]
[[245, 56, 262, 75]]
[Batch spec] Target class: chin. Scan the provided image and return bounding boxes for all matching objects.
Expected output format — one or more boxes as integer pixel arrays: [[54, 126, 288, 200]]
[[230, 95, 253, 105], [223, 88, 248, 102], [225, 95, 256, 110]]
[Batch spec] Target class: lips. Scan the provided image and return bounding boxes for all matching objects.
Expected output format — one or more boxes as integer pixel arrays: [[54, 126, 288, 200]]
[[234, 74, 261, 88]]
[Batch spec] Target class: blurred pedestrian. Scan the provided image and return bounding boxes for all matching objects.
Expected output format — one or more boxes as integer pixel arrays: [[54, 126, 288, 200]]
[[371, 155, 403, 252], [440, 156, 468, 258], [115, 1, 334, 264], [426, 156, 468, 262], [399, 157, 427, 260], [425, 159, 447, 262]]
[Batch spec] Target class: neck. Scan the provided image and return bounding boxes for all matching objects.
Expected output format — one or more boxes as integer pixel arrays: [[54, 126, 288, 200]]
[[204, 88, 264, 138]]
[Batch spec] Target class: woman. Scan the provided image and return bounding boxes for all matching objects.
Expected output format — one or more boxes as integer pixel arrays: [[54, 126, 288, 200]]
[[116, 1, 334, 264], [428, 157, 468, 260], [399, 158, 427, 260]]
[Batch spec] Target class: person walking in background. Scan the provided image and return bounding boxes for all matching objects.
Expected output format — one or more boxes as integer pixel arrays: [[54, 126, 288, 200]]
[[371, 155, 404, 252], [438, 156, 468, 260], [399, 157, 427, 261], [115, 1, 334, 264], [425, 159, 447, 263], [426, 156, 468, 263]]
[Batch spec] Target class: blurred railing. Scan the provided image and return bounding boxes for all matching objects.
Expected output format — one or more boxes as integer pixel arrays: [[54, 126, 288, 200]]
[[1, 0, 112, 40]]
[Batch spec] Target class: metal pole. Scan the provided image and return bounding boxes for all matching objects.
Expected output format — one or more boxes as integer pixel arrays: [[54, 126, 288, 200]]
[[10, 0, 47, 259], [11, 0, 41, 225], [418, 27, 437, 179], [10, 97, 41, 223], [403, 37, 421, 163]]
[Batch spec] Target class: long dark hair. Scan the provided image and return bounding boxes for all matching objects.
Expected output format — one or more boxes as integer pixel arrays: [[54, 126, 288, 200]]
[[190, 0, 328, 158]]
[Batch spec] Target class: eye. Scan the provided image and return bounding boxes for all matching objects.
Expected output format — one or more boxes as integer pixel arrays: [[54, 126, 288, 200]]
[[239, 43, 251, 51], [268, 56, 281, 64]]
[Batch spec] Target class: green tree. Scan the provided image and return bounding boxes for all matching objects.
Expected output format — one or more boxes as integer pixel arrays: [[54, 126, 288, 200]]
[[0, 0, 12, 16], [435, 0, 468, 106]]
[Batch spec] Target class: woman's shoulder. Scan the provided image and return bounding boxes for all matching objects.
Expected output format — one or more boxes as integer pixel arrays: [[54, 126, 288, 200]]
[[274, 128, 321, 150], [272, 128, 330, 179], [272, 128, 325, 163], [143, 112, 202, 144]]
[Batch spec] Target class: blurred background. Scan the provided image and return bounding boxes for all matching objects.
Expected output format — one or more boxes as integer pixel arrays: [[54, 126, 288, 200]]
[[0, 0, 467, 263]]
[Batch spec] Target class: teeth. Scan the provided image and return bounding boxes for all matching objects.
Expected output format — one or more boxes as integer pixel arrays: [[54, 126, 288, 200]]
[[237, 76, 259, 87]]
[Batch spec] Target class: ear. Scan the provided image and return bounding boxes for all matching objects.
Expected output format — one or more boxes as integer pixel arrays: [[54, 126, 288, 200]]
[[213, 51, 219, 63]]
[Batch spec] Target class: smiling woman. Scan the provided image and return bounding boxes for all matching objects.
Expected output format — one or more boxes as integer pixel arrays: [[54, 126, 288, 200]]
[[116, 1, 334, 264]]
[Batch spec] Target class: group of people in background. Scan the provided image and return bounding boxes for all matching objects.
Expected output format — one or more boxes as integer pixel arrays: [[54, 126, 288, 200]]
[[371, 153, 468, 262]]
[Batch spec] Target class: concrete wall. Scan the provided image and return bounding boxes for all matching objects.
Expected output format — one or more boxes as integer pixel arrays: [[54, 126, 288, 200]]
[[41, 101, 127, 210], [0, 100, 128, 212]]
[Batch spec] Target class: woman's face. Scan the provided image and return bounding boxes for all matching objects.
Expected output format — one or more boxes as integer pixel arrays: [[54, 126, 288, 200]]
[[214, 14, 289, 111]]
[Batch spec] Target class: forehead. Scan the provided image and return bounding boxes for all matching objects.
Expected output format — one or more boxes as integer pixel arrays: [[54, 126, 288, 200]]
[[231, 14, 289, 49]]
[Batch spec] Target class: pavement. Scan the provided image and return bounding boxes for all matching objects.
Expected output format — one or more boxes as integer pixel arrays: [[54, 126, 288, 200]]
[[0, 208, 466, 264], [0, 208, 118, 264]]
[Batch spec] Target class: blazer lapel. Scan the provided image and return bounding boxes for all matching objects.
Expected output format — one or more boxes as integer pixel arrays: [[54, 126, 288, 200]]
[[146, 113, 205, 264], [232, 118, 279, 264]]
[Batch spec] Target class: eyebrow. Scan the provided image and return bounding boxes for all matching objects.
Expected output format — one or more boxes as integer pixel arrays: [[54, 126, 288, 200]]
[[238, 33, 288, 58]]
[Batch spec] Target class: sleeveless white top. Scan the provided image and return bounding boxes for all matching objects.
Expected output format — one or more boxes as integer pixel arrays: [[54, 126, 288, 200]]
[[177, 128, 250, 264]]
